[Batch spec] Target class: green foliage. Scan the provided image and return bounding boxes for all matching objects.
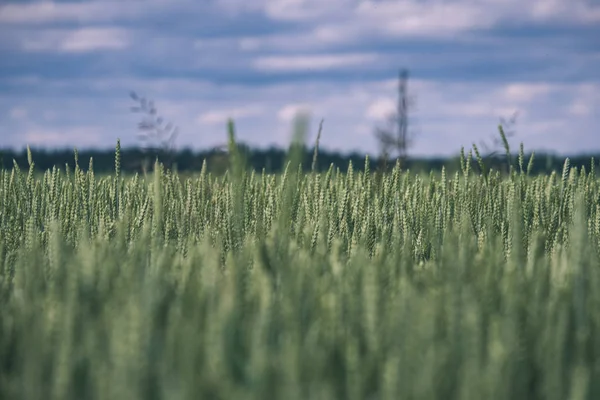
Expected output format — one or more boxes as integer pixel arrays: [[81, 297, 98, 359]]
[[1, 122, 600, 399]]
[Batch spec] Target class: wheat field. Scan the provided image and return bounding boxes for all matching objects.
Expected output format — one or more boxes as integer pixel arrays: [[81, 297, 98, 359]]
[[0, 119, 599, 400]]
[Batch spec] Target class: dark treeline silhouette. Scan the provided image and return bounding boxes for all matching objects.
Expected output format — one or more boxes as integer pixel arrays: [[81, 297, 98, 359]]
[[0, 144, 597, 177]]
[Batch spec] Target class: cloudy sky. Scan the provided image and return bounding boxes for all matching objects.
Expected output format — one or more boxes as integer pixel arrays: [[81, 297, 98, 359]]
[[0, 0, 598, 157]]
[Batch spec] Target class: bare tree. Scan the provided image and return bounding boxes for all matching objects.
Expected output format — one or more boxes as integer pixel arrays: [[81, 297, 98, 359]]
[[374, 68, 416, 173], [129, 91, 179, 173]]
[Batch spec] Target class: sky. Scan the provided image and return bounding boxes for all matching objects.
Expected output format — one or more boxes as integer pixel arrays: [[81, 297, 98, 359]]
[[0, 0, 598, 158]]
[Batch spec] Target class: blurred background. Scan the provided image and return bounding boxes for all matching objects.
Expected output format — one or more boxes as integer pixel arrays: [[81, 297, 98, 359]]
[[0, 0, 598, 173]]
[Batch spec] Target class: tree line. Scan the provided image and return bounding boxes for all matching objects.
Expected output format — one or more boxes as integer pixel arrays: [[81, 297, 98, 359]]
[[0, 144, 595, 177]]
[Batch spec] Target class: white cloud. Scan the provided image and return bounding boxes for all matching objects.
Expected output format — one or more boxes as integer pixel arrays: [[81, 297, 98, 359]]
[[0, 0, 168, 24], [23, 126, 104, 148], [530, 0, 600, 23], [262, 0, 350, 21], [1, 1, 119, 24], [197, 0, 600, 65], [252, 0, 600, 42], [357, 0, 600, 31], [197, 105, 265, 125], [3, 0, 598, 33], [277, 103, 312, 122], [354, 1, 496, 36], [20, 27, 130, 52], [567, 101, 591, 116], [365, 98, 395, 120], [501, 83, 553, 103], [60, 28, 130, 52], [563, 84, 600, 117], [443, 103, 519, 119], [253, 53, 379, 71], [0, 1, 87, 24]]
